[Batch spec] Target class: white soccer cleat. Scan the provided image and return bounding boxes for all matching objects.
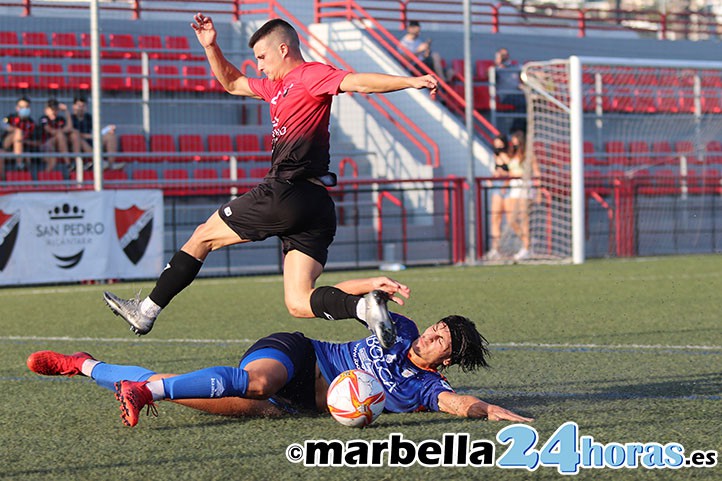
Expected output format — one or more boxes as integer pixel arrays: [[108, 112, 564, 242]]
[[513, 248, 530, 261], [364, 290, 396, 349], [103, 291, 155, 335]]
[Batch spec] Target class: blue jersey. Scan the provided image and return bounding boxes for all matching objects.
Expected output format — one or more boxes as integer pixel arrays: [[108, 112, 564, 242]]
[[311, 313, 454, 413]]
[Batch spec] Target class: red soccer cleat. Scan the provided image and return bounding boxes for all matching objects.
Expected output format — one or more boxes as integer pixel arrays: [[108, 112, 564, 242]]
[[26, 351, 95, 377], [114, 380, 158, 427]]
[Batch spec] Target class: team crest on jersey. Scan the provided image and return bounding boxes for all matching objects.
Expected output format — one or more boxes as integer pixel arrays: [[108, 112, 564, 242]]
[[114, 205, 153, 264], [0, 210, 20, 271]]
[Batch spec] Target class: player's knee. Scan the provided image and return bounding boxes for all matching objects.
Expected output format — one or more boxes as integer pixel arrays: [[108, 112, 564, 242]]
[[285, 297, 312, 319]]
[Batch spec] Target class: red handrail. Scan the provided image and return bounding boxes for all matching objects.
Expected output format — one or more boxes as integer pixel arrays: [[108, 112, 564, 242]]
[[314, 0, 499, 144], [315, 0, 722, 40]]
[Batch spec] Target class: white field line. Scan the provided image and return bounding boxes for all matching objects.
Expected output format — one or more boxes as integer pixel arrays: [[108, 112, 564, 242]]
[[1, 336, 720, 351]]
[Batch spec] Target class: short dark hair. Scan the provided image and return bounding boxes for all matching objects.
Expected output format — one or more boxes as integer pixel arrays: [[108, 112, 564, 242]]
[[441, 315, 490, 372], [46, 98, 59, 108], [17, 96, 30, 104], [408, 20, 420, 28], [73, 95, 87, 104], [248, 18, 299, 50]]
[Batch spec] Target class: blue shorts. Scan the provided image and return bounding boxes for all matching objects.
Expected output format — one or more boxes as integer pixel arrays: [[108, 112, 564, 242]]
[[239, 331, 319, 412]]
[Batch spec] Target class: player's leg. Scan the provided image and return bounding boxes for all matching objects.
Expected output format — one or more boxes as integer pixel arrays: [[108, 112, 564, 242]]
[[103, 210, 246, 335], [487, 192, 504, 259]]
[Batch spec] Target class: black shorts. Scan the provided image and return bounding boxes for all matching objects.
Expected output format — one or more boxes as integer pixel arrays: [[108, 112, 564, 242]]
[[239, 331, 319, 412], [218, 179, 336, 266]]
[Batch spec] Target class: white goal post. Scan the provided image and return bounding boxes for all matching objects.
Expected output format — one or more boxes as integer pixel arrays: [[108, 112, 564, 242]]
[[521, 56, 722, 263]]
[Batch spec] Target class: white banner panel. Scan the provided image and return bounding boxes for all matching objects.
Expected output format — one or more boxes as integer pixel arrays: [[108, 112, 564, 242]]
[[0, 190, 164, 285]]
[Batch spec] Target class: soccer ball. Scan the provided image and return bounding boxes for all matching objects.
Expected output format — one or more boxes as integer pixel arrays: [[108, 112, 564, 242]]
[[326, 369, 386, 428]]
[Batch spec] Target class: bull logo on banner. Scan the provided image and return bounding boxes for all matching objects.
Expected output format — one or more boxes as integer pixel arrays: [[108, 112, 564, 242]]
[[0, 210, 20, 271], [115, 206, 153, 265]]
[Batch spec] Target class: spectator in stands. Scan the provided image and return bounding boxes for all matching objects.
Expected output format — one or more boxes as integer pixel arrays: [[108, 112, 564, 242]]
[[102, 15, 439, 349], [1, 96, 40, 176], [39, 98, 72, 172], [398, 20, 450, 82], [493, 48, 526, 112], [68, 96, 119, 170], [485, 134, 511, 261]]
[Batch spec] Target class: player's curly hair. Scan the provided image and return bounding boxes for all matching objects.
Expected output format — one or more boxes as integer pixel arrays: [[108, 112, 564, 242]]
[[441, 315, 491, 372], [248, 18, 300, 50]]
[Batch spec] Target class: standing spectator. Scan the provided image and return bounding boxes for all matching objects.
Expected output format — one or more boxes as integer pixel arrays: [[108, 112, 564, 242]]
[[493, 47, 526, 112], [1, 96, 40, 176], [39, 98, 72, 172], [485, 134, 511, 260], [398, 21, 450, 82], [506, 130, 539, 261], [68, 96, 119, 170]]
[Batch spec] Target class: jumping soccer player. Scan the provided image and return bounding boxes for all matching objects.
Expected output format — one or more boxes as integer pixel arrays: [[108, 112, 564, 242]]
[[31, 277, 532, 427], [102, 15, 438, 349]]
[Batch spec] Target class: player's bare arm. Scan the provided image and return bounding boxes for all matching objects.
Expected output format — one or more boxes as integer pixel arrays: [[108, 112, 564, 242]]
[[438, 391, 533, 422], [191, 12, 258, 98], [340, 72, 438, 95], [333, 277, 411, 305]]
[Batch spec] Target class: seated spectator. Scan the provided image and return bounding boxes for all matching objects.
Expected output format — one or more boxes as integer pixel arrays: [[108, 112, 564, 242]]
[[39, 98, 72, 172], [398, 21, 451, 82], [493, 48, 526, 112], [69, 96, 120, 170], [1, 96, 41, 177]]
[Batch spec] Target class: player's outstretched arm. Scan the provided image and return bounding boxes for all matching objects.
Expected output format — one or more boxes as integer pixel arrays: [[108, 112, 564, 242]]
[[340, 72, 438, 96], [191, 12, 258, 98], [438, 391, 534, 422], [333, 276, 410, 306]]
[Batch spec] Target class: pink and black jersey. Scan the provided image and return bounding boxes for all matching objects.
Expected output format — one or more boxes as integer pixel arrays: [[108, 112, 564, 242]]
[[39, 115, 67, 142], [248, 62, 350, 182], [5, 113, 37, 140]]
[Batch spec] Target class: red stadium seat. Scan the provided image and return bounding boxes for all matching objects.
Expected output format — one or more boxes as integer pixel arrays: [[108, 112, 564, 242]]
[[138, 35, 162, 59], [657, 88, 680, 113], [235, 134, 261, 162], [222, 167, 247, 179], [583, 141, 603, 166], [51, 33, 78, 58], [6, 62, 35, 89], [22, 32, 50, 57], [207, 134, 233, 160], [150, 134, 176, 162], [163, 168, 190, 195], [126, 64, 143, 91], [0, 31, 20, 57], [182, 65, 208, 92], [80, 32, 106, 58], [474, 59, 494, 81], [178, 134, 204, 161], [37, 171, 65, 182], [706, 141, 722, 164], [120, 134, 148, 162], [67, 64, 91, 90], [701, 90, 722, 114], [651, 141, 674, 166], [108, 34, 137, 59], [151, 65, 180, 91], [38, 64, 66, 90], [131, 169, 158, 184], [6, 170, 33, 182], [104, 169, 128, 186], [473, 85, 490, 111], [165, 36, 193, 60], [101, 64, 125, 91], [674, 140, 701, 165], [193, 168, 222, 195], [604, 140, 627, 166], [634, 87, 657, 113], [262, 134, 273, 152], [628, 141, 651, 166]]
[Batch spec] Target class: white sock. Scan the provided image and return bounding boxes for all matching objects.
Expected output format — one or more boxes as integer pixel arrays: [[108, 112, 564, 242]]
[[140, 297, 162, 318], [81, 359, 100, 377], [146, 380, 166, 401], [356, 298, 367, 322]]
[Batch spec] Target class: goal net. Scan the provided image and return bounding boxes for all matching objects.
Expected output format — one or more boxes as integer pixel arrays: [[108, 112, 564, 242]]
[[521, 57, 722, 262]]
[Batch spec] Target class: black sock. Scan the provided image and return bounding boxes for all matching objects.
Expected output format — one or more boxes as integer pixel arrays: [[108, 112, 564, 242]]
[[149, 251, 203, 308], [310, 286, 361, 321]]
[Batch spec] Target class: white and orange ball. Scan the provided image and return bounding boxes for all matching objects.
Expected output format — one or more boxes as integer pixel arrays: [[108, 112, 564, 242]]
[[326, 369, 386, 428]]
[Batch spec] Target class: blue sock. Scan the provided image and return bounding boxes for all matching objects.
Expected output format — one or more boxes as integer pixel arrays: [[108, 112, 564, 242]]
[[90, 363, 156, 392], [162, 366, 248, 400]]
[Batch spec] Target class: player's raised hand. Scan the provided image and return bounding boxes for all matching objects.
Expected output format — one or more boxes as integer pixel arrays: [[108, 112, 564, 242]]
[[411, 74, 438, 96], [191, 13, 217, 48]]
